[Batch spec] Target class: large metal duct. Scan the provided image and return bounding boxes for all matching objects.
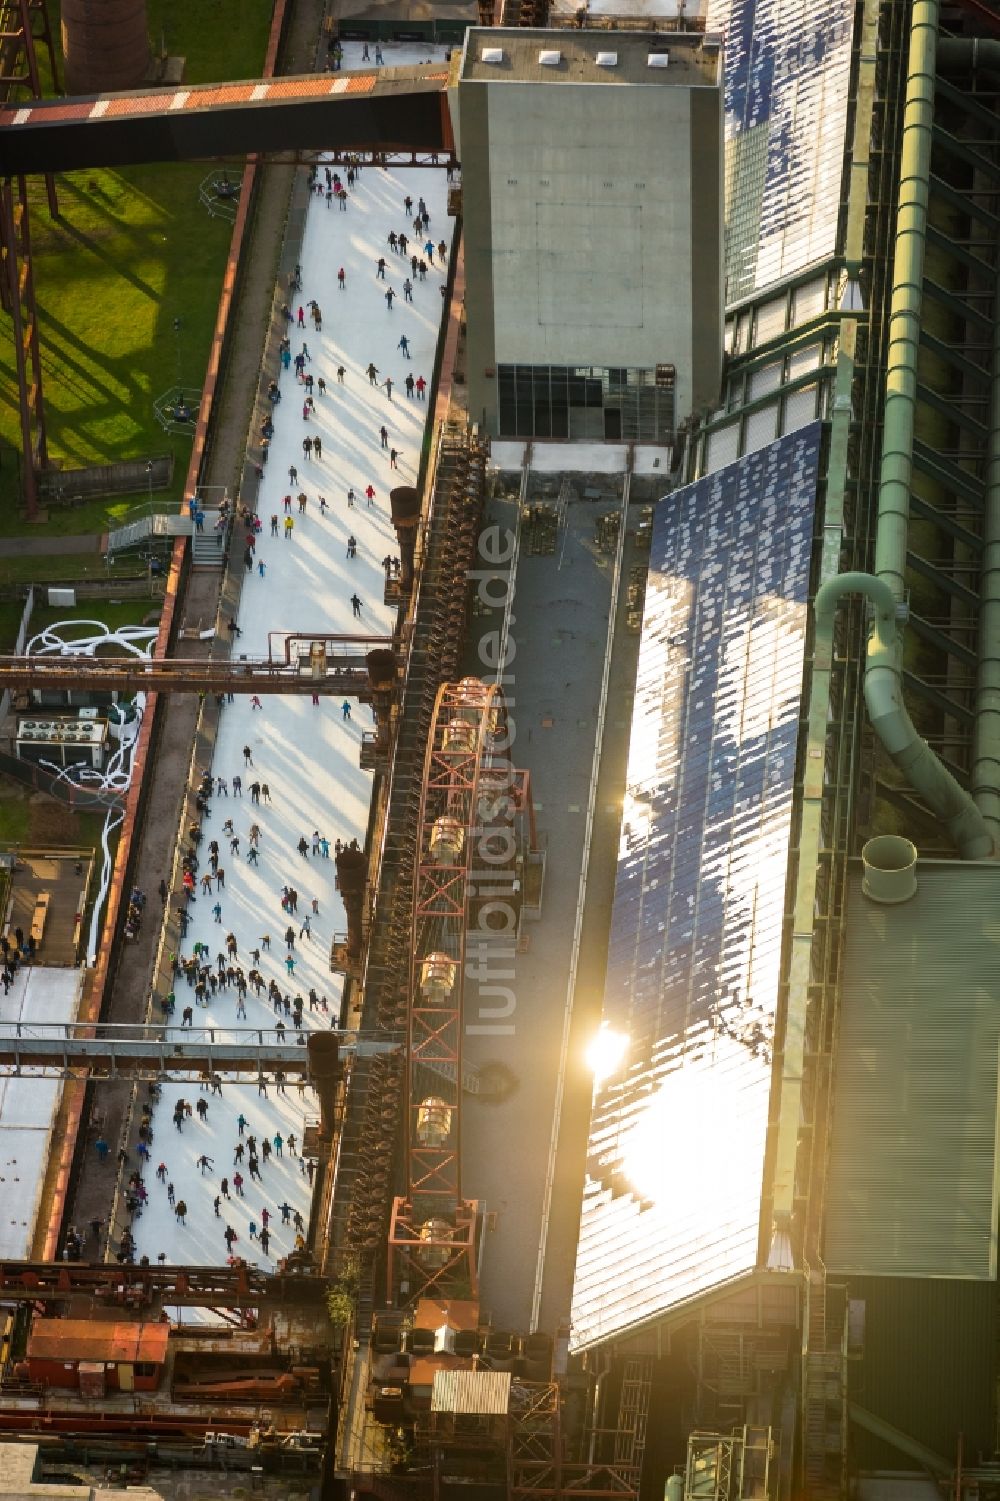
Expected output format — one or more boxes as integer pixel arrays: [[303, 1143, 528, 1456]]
[[62, 0, 150, 95], [390, 486, 420, 593], [814, 0, 993, 859], [335, 845, 367, 960]]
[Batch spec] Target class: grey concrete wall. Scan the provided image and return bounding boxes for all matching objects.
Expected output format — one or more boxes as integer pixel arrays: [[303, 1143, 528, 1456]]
[[460, 81, 498, 432], [689, 84, 724, 411], [460, 74, 723, 433]]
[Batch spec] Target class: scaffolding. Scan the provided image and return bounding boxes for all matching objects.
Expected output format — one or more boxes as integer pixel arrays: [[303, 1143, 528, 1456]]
[[326, 424, 490, 1309]]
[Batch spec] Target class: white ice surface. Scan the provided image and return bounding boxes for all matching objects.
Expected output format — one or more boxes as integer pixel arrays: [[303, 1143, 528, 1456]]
[[0, 967, 83, 1257], [132, 52, 451, 1279]]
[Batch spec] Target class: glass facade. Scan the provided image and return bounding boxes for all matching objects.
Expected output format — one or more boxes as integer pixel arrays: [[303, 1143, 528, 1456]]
[[570, 423, 822, 1349], [706, 0, 854, 302], [496, 364, 675, 443]]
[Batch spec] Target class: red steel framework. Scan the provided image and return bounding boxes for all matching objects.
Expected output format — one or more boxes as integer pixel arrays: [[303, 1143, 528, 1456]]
[[0, 0, 59, 522], [388, 676, 511, 1302]]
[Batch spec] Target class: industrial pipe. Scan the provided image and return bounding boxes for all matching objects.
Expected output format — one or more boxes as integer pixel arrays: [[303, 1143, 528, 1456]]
[[335, 846, 368, 959], [823, 0, 992, 856], [940, 45, 1000, 845], [814, 573, 992, 858], [937, 37, 1000, 77], [390, 486, 420, 593], [874, 0, 939, 605]]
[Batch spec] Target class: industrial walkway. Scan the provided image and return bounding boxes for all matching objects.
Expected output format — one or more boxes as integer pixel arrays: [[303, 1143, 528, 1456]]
[[461, 451, 663, 1332]]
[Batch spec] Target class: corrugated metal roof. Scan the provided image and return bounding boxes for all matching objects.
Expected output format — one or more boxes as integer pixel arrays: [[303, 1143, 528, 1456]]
[[570, 426, 820, 1351], [846, 1277, 995, 1468], [27, 1319, 169, 1365], [706, 0, 853, 302], [430, 1369, 511, 1415], [825, 861, 1000, 1279]]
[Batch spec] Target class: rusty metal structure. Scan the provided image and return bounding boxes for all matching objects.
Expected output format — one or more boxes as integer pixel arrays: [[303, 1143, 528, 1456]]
[[0, 0, 59, 522], [0, 634, 393, 697], [0, 1258, 322, 1307], [386, 678, 507, 1301], [327, 425, 490, 1307], [60, 0, 149, 94], [0, 61, 452, 530]]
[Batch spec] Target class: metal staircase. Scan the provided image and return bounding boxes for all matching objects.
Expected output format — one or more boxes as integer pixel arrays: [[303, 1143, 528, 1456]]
[[106, 509, 226, 569], [615, 1357, 653, 1473], [801, 1266, 846, 1501], [191, 513, 227, 568], [106, 510, 190, 553]]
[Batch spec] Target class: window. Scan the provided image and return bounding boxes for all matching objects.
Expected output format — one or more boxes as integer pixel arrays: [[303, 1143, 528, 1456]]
[[496, 365, 675, 442]]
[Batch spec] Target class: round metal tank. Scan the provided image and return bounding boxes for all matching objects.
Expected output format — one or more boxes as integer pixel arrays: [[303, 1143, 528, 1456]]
[[456, 676, 488, 712], [366, 648, 396, 689], [419, 952, 457, 1003], [665, 1477, 684, 1501], [443, 718, 477, 756], [62, 0, 150, 95], [861, 834, 918, 904], [307, 1032, 340, 1135], [416, 1097, 452, 1146], [389, 486, 420, 528], [309, 642, 327, 680], [429, 815, 464, 864], [417, 1217, 453, 1267]]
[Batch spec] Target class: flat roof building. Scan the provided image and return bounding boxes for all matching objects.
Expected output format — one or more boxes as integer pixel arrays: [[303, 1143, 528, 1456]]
[[453, 27, 723, 442]]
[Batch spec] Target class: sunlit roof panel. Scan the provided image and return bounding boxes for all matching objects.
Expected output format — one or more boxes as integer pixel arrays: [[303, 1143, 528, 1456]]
[[707, 0, 854, 303], [570, 424, 821, 1350]]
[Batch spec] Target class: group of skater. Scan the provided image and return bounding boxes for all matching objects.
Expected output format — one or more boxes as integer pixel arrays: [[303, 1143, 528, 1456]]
[[113, 129, 451, 1273]]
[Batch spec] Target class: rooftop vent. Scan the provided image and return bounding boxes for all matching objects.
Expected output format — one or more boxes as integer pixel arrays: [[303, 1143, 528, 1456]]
[[595, 50, 618, 67], [861, 835, 918, 905], [481, 46, 504, 63], [647, 52, 670, 68], [538, 49, 561, 66]]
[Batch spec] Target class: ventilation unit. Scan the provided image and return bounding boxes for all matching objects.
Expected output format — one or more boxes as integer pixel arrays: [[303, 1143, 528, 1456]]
[[538, 49, 561, 65], [481, 47, 504, 63], [647, 52, 670, 68], [595, 51, 618, 67]]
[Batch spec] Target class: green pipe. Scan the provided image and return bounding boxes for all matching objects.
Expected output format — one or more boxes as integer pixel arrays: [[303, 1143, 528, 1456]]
[[819, 0, 993, 857], [941, 49, 1000, 844], [938, 37, 1000, 77], [875, 0, 939, 605], [971, 227, 1000, 844], [815, 574, 993, 857]]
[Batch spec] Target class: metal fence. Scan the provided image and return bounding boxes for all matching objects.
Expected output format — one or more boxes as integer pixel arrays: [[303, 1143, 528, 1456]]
[[37, 456, 174, 505], [0, 745, 123, 811], [0, 587, 33, 728]]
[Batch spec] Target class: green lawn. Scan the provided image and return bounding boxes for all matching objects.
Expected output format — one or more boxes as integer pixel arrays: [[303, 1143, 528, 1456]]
[[0, 0, 273, 534], [0, 554, 153, 587], [0, 601, 30, 654], [20, 598, 162, 647], [0, 772, 116, 853]]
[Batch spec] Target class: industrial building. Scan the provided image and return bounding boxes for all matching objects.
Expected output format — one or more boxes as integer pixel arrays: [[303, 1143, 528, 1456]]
[[2, 0, 1000, 1498], [454, 26, 723, 438]]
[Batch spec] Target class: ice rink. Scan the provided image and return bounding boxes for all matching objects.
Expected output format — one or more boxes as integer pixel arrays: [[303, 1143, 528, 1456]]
[[132, 50, 452, 1272], [0, 968, 83, 1258]]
